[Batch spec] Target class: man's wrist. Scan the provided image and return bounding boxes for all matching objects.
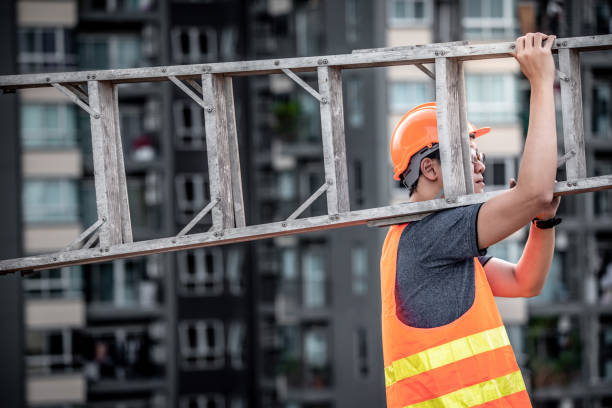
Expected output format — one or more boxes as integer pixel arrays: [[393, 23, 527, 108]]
[[532, 217, 562, 229]]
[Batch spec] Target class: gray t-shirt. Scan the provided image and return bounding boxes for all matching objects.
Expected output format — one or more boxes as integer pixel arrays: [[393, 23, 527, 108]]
[[395, 203, 491, 328]]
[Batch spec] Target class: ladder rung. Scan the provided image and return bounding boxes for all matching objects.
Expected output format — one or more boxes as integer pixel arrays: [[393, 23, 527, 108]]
[[318, 66, 350, 214], [202, 73, 235, 230], [558, 48, 587, 180]]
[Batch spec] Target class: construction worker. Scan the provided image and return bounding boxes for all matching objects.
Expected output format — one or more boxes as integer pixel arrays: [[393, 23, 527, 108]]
[[381, 32, 559, 407]]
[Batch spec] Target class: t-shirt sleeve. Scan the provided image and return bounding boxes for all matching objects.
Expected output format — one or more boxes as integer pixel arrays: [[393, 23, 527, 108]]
[[409, 203, 487, 266]]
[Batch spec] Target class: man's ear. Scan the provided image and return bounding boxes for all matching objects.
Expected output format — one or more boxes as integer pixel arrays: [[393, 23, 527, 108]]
[[420, 158, 440, 181]]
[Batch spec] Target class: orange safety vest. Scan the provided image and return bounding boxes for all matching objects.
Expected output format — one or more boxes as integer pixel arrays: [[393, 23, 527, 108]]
[[380, 224, 532, 407]]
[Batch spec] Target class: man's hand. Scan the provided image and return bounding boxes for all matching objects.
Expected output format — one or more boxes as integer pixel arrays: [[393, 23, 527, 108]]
[[509, 177, 560, 220], [512, 32, 556, 87]]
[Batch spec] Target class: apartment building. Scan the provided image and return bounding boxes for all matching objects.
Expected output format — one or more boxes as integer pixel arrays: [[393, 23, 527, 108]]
[[16, 0, 253, 406], [247, 1, 387, 407]]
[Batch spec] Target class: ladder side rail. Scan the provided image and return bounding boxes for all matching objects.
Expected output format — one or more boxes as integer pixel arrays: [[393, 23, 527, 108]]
[[317, 66, 350, 214], [435, 57, 470, 199], [88, 80, 125, 248], [4, 175, 612, 274], [559, 48, 587, 180], [2, 35, 611, 89], [112, 84, 134, 243], [202, 73, 235, 230], [224, 77, 246, 228]]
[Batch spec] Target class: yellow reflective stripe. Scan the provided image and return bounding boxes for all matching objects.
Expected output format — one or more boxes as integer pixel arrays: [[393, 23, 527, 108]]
[[385, 326, 510, 387], [403, 370, 526, 408]]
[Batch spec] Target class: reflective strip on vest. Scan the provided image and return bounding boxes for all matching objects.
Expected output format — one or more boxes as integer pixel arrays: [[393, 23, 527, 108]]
[[385, 325, 510, 387], [403, 370, 527, 408]]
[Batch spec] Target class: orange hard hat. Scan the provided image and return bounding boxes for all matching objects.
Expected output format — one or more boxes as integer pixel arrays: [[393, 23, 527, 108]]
[[390, 102, 491, 181]]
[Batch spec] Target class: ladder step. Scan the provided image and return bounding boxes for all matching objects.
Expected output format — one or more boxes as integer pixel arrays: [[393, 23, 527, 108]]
[[558, 48, 587, 180], [318, 66, 350, 214]]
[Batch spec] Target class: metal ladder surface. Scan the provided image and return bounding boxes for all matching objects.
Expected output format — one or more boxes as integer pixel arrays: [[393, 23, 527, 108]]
[[1, 34, 611, 274]]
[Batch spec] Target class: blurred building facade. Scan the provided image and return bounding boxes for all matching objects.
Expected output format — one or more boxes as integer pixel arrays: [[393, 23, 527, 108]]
[[4, 0, 612, 407], [12, 0, 388, 407]]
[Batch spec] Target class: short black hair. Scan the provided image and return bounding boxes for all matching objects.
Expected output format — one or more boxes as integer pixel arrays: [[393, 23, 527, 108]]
[[404, 149, 440, 195]]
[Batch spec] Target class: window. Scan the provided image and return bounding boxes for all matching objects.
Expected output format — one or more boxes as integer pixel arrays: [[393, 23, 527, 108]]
[[227, 322, 246, 370], [592, 79, 611, 139], [175, 174, 210, 221], [120, 105, 156, 161], [86, 258, 156, 307], [227, 248, 245, 296], [171, 27, 217, 64], [389, 81, 432, 113], [304, 326, 330, 387], [295, 2, 321, 57], [26, 329, 78, 374], [180, 394, 225, 408], [302, 247, 326, 308], [351, 246, 368, 295], [346, 0, 360, 43], [463, 0, 517, 40], [174, 100, 205, 149], [352, 160, 364, 207], [21, 104, 77, 148], [82, 326, 164, 380], [220, 27, 239, 61], [24, 267, 82, 299], [482, 156, 517, 190], [388, 0, 431, 27], [354, 327, 369, 377], [18, 27, 75, 73], [177, 248, 224, 296], [278, 171, 297, 201], [347, 78, 364, 128], [594, 160, 612, 216], [179, 320, 225, 369], [466, 74, 517, 124], [78, 35, 142, 70], [24, 180, 79, 223], [81, 0, 156, 12], [128, 172, 163, 231]]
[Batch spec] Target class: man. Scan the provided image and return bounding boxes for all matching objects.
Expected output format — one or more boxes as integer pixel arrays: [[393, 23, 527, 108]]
[[381, 32, 559, 407]]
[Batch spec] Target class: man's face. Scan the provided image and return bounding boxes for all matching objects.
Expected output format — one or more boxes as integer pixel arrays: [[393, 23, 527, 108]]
[[470, 139, 486, 194]]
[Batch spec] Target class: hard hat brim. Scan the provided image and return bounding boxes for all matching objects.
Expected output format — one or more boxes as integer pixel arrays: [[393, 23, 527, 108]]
[[471, 126, 491, 138]]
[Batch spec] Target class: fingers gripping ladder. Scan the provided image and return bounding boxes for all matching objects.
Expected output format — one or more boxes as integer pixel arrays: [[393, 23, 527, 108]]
[[1, 34, 611, 273]]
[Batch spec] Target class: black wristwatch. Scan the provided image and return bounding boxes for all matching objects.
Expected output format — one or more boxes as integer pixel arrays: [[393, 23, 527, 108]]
[[532, 217, 562, 229]]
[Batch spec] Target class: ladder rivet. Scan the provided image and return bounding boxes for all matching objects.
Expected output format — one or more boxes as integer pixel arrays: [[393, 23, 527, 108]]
[[321, 97, 328, 104], [327, 179, 333, 185], [94, 113, 100, 119], [161, 68, 167, 73], [562, 41, 568, 47], [172, 239, 176, 244], [207, 107, 214, 113], [46, 77, 50, 82], [274, 60, 280, 66], [510, 44, 516, 50], [567, 182, 572, 187], [53, 257, 57, 261], [282, 222, 287, 227], [435, 51, 439, 56], [101, 217, 106, 222], [92, 75, 96, 79]]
